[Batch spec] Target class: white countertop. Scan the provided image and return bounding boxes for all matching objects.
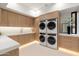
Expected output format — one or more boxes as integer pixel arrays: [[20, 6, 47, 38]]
[[0, 35, 20, 55], [59, 33, 79, 37]]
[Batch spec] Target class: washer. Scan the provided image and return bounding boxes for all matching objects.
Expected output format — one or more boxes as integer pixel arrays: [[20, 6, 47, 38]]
[[47, 18, 57, 34], [47, 34, 57, 49], [39, 33, 47, 46], [39, 20, 47, 33]]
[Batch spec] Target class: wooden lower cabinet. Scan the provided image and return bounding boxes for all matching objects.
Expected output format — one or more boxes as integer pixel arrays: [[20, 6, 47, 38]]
[[59, 35, 79, 52], [18, 34, 35, 45], [9, 35, 20, 44], [0, 48, 19, 56], [9, 34, 35, 45]]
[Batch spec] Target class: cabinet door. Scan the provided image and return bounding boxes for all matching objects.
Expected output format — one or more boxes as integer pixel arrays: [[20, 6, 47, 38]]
[[1, 10, 8, 26], [17, 14, 34, 27], [18, 34, 35, 45], [9, 36, 19, 43], [18, 15, 28, 27], [18, 15, 24, 27], [0, 8, 2, 25], [25, 17, 34, 27], [22, 16, 33, 27], [59, 36, 79, 52], [22, 16, 27, 27], [8, 11, 18, 26], [9, 34, 35, 45]]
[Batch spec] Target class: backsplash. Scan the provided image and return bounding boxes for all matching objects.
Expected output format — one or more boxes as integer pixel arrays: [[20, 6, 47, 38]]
[[60, 5, 79, 33], [0, 27, 33, 36]]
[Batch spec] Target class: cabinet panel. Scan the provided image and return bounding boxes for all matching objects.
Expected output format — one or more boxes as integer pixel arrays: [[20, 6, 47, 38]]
[[1, 9, 8, 26], [0, 8, 2, 25], [22, 16, 27, 27], [17, 15, 22, 27], [9, 35, 19, 43], [0, 8, 34, 27], [41, 11, 59, 20], [59, 35, 79, 52], [18, 15, 25, 27], [8, 11, 18, 26], [25, 17, 34, 27], [9, 34, 35, 45], [34, 17, 41, 41], [18, 15, 34, 27], [18, 34, 35, 45]]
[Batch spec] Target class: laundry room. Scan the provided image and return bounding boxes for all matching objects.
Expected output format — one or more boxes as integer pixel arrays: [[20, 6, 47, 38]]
[[35, 4, 79, 56], [0, 3, 79, 57]]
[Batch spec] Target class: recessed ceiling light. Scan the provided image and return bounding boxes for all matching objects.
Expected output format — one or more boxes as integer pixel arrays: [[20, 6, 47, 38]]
[[7, 3, 17, 8], [30, 9, 40, 17], [56, 3, 64, 7]]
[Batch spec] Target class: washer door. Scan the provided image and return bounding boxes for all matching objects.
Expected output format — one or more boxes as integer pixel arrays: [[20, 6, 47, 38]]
[[47, 22, 56, 30], [39, 35, 45, 42], [39, 22, 45, 30], [47, 36, 56, 45]]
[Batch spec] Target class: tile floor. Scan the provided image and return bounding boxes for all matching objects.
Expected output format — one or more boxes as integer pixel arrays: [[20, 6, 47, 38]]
[[19, 41, 77, 56]]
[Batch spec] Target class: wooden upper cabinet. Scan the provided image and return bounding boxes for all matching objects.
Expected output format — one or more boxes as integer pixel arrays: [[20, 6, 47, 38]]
[[18, 14, 24, 27], [8, 11, 18, 26], [21, 15, 27, 27], [18, 14, 34, 27], [41, 11, 59, 20], [1, 9, 8, 26], [0, 8, 34, 27], [0, 9, 8, 26], [24, 16, 29, 27], [0, 8, 2, 25], [15, 14, 28, 27], [25, 17, 34, 27]]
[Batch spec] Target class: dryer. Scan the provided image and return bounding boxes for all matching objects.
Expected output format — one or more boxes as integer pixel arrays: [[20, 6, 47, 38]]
[[39, 33, 47, 46], [39, 20, 47, 33], [47, 34, 57, 49], [47, 18, 57, 34]]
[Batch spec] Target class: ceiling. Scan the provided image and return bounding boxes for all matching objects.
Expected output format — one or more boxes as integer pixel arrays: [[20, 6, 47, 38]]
[[18, 3, 55, 11], [0, 3, 79, 17]]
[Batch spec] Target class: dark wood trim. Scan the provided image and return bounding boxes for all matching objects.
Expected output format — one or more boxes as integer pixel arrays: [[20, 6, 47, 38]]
[[71, 11, 77, 34]]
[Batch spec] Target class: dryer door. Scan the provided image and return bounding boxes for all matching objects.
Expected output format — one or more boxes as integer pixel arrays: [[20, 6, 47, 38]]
[[47, 22, 56, 30], [39, 35, 45, 42], [47, 36, 56, 45], [39, 22, 45, 30]]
